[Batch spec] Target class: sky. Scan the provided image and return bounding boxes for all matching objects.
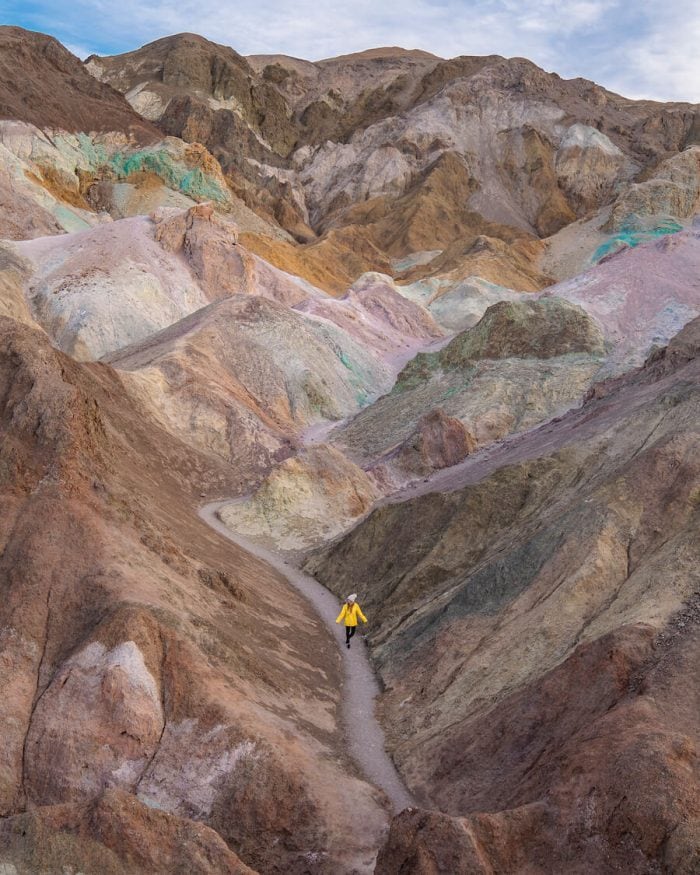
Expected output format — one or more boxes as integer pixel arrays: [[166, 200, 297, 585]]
[[4, 0, 699, 102]]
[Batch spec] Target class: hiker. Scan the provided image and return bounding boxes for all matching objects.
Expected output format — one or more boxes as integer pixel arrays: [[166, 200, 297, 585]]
[[335, 593, 367, 649]]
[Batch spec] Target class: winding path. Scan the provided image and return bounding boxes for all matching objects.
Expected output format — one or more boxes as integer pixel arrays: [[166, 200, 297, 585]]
[[199, 501, 414, 814]]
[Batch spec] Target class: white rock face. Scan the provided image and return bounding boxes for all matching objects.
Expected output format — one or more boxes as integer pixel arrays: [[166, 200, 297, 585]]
[[83, 58, 108, 81], [24, 641, 164, 805], [138, 720, 258, 819], [393, 269, 528, 332], [559, 124, 623, 156], [17, 217, 209, 360], [125, 82, 169, 120]]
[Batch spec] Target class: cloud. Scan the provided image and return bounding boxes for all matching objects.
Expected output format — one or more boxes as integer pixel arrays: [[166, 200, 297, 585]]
[[5, 0, 700, 101], [62, 41, 93, 60], [594, 3, 700, 101]]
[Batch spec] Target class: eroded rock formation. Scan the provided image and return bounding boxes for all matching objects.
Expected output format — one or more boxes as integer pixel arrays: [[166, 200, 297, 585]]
[[308, 319, 700, 873], [0, 316, 388, 873], [1, 22, 699, 875]]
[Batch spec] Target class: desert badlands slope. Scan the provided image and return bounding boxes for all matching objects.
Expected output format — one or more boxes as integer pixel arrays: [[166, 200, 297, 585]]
[[0, 23, 698, 875]]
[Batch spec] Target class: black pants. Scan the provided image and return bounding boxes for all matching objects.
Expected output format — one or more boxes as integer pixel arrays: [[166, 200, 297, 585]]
[[345, 625, 357, 645]]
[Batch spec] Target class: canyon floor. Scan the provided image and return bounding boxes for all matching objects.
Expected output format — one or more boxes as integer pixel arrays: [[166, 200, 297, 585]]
[[0, 23, 699, 875]]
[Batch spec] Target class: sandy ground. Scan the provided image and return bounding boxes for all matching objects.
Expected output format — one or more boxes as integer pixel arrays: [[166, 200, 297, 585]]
[[198, 502, 415, 814]]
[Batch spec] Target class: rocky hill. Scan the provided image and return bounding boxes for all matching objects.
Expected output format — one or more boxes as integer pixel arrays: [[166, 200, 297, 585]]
[[0, 315, 390, 873], [0, 27, 158, 139], [89, 32, 700, 284], [308, 316, 700, 872], [0, 23, 699, 875]]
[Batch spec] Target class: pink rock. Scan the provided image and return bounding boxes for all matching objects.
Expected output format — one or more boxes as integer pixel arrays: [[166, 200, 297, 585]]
[[399, 408, 477, 475]]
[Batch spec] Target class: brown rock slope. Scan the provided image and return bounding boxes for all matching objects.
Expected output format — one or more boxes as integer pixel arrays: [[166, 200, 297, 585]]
[[247, 46, 441, 147], [0, 316, 388, 874], [87, 33, 297, 156], [307, 318, 700, 873], [0, 26, 158, 140]]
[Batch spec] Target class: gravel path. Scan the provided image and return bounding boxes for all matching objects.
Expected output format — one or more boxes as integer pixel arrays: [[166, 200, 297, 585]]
[[198, 501, 415, 814]]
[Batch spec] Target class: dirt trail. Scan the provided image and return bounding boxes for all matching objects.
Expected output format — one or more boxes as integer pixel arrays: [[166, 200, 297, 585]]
[[198, 501, 415, 814], [196, 342, 688, 824]]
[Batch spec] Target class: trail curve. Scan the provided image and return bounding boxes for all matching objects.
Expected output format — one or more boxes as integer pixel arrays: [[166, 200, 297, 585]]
[[199, 501, 414, 814]]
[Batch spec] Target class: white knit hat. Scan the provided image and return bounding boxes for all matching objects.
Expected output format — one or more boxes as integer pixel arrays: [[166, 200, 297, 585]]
[[347, 593, 357, 602]]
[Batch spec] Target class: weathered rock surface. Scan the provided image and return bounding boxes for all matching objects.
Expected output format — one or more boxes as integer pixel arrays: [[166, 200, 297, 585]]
[[607, 145, 700, 231], [87, 33, 297, 156], [399, 235, 549, 292], [394, 409, 477, 479], [0, 244, 36, 328], [291, 60, 695, 253], [435, 296, 605, 363], [107, 293, 394, 481], [308, 318, 700, 873], [86, 33, 311, 240], [89, 32, 699, 284], [0, 789, 256, 874], [0, 26, 158, 140], [218, 444, 378, 554], [0, 316, 388, 873], [15, 216, 208, 360], [3, 24, 700, 875], [0, 119, 283, 243], [11, 206, 321, 361], [0, 121, 110, 238], [152, 205, 313, 305], [555, 123, 633, 214], [550, 227, 700, 373], [237, 227, 392, 296], [297, 272, 443, 362], [331, 298, 605, 475]]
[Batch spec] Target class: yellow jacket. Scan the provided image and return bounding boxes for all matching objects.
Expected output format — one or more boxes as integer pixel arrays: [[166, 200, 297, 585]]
[[336, 602, 367, 627]]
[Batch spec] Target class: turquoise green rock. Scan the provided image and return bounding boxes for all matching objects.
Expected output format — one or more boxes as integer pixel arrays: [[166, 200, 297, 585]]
[[593, 216, 682, 263], [108, 150, 228, 203]]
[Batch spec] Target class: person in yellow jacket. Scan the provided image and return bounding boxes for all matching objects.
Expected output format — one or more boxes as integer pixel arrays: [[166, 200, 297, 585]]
[[335, 593, 367, 649]]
